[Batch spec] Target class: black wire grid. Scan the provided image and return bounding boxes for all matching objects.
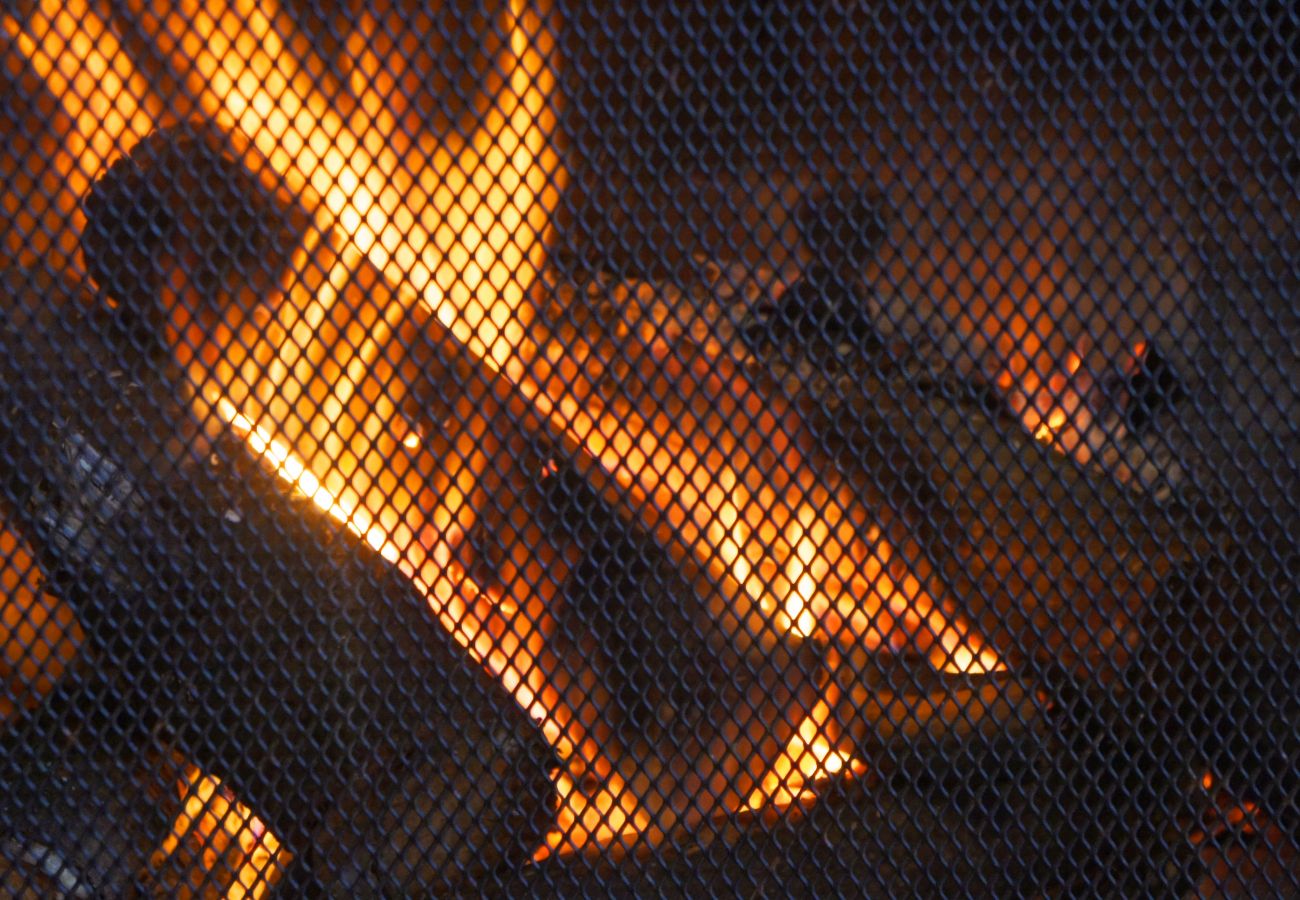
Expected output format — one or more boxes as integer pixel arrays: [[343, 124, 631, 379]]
[[1, 1, 1297, 896]]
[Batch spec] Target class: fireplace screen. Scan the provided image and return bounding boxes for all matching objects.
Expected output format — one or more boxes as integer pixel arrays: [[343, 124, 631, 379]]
[[1, 0, 1297, 895]]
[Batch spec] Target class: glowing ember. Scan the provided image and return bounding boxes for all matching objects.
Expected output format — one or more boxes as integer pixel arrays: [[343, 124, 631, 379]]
[[1003, 345, 1099, 462], [0, 527, 84, 721], [1197, 772, 1265, 843]]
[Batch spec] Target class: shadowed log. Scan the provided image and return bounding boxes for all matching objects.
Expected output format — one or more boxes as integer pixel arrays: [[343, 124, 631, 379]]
[[0, 267, 556, 893], [795, 362, 1217, 681], [546, 255, 1217, 682]]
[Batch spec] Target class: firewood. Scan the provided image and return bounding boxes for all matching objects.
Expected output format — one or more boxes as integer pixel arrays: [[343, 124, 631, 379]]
[[85, 122, 789, 668], [794, 363, 1217, 681], [78, 123, 823, 841], [79, 121, 308, 331], [0, 667, 189, 897], [543, 259, 1218, 681], [0, 267, 557, 892], [512, 736, 1202, 898], [827, 646, 1042, 762], [527, 462, 823, 836]]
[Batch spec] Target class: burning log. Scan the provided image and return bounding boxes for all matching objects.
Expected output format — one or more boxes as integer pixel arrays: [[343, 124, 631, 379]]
[[0, 268, 557, 893], [552, 250, 1215, 681], [82, 122, 786, 661], [210, 263, 823, 840], [799, 369, 1215, 681], [532, 263, 991, 664], [526, 462, 823, 836], [827, 646, 1041, 763], [513, 740, 1200, 897], [76, 122, 822, 845]]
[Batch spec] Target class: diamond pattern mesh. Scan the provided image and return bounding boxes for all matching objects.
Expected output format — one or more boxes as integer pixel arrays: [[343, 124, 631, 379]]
[[1, 0, 1297, 895]]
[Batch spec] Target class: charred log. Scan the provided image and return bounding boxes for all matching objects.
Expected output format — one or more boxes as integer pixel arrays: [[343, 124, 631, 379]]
[[79, 120, 308, 333], [528, 462, 823, 833], [0, 666, 188, 898], [78, 122, 826, 844], [540, 255, 1223, 680], [796, 361, 1219, 681], [0, 268, 556, 893], [514, 738, 1202, 898], [828, 646, 1041, 763]]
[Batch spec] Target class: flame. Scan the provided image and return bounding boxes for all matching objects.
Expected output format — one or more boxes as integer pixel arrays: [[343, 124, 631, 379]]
[[1004, 338, 1098, 462], [970, 239, 1114, 465], [156, 0, 996, 749], [12, 0, 1002, 866], [154, 767, 287, 898], [1, 0, 158, 271], [0, 527, 84, 721], [749, 701, 861, 810], [157, 0, 876, 849], [535, 771, 650, 860], [132, 0, 557, 367]]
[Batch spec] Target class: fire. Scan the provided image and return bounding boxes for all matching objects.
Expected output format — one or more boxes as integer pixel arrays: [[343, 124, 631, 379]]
[[1007, 345, 1097, 460], [154, 767, 287, 898], [131, 0, 557, 367], [11, 0, 1000, 875], [0, 527, 84, 721], [535, 771, 650, 860], [1, 0, 156, 271], [749, 701, 861, 810], [149, 0, 989, 854]]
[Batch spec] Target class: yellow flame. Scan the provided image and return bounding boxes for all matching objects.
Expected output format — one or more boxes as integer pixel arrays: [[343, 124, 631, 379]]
[[140, 0, 559, 367], [783, 506, 828, 638], [154, 768, 287, 899], [216, 399, 400, 564], [1, 0, 155, 184], [748, 701, 859, 810], [1, 0, 160, 271]]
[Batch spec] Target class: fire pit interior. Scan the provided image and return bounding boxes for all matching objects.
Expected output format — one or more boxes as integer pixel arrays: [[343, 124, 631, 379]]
[[1, 0, 1297, 895]]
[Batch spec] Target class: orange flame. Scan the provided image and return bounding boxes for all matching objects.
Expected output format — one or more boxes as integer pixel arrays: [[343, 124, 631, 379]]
[[154, 0, 997, 692], [1, 0, 158, 271], [749, 701, 861, 810], [154, 767, 287, 899], [12, 0, 1001, 868]]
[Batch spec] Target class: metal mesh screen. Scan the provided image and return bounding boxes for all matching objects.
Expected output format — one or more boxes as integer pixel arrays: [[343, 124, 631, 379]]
[[1, 0, 1297, 895]]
